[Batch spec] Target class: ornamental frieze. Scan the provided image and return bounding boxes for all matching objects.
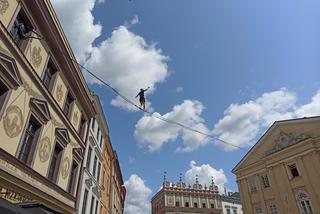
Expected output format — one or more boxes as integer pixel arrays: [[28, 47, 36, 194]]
[[38, 137, 51, 163], [3, 105, 23, 138], [0, 0, 9, 15], [61, 157, 70, 179], [31, 46, 42, 69]]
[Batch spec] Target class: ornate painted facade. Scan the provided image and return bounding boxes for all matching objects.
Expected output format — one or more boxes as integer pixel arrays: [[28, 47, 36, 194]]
[[233, 117, 320, 214], [152, 175, 223, 214], [0, 0, 95, 213]]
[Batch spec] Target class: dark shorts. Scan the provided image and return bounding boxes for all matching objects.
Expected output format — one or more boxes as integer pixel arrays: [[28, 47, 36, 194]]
[[140, 98, 145, 103]]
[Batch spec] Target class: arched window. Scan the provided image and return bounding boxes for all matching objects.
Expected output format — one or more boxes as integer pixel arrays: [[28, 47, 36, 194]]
[[297, 192, 314, 214]]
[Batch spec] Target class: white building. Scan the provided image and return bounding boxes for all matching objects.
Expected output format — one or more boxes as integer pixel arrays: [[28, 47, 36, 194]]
[[78, 95, 108, 214], [220, 193, 243, 214]]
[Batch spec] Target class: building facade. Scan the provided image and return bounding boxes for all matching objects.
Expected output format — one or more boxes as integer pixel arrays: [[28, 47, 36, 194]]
[[151, 176, 223, 214], [220, 192, 243, 214], [233, 117, 320, 214], [100, 134, 113, 214], [78, 95, 108, 214], [110, 151, 125, 214], [0, 0, 95, 213]]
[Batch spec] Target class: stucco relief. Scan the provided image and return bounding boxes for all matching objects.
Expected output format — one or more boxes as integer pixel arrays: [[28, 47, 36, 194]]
[[55, 85, 63, 103], [61, 157, 70, 179], [38, 137, 51, 162], [3, 105, 23, 138], [267, 131, 311, 155], [31, 46, 42, 69], [0, 0, 9, 15]]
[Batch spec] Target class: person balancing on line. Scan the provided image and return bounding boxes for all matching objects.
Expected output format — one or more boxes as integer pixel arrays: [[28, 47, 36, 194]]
[[135, 87, 150, 111]]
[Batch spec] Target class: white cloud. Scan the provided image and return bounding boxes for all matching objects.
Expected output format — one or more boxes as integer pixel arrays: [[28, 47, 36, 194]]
[[97, 0, 105, 3], [134, 100, 210, 152], [51, 0, 102, 62], [86, 25, 169, 111], [185, 161, 227, 194], [295, 90, 320, 117], [124, 174, 152, 214], [213, 88, 297, 151], [176, 86, 183, 92]]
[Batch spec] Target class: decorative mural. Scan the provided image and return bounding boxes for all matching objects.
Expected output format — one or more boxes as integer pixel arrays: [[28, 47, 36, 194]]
[[73, 111, 78, 125], [0, 0, 9, 15], [55, 84, 63, 103], [38, 137, 51, 162], [61, 156, 70, 179], [31, 46, 42, 69], [3, 105, 23, 138]]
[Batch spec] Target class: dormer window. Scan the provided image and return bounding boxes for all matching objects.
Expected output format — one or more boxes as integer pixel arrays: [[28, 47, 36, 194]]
[[43, 60, 57, 90], [10, 9, 33, 48]]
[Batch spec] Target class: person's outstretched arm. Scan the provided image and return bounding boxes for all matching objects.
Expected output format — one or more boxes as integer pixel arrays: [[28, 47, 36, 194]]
[[144, 86, 150, 92]]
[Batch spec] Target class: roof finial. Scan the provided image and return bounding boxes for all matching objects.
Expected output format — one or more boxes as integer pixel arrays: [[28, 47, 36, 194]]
[[163, 171, 167, 182], [179, 173, 182, 182], [211, 176, 214, 185], [196, 174, 199, 184]]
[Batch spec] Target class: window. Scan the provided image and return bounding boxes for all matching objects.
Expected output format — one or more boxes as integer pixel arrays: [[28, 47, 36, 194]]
[[43, 61, 56, 90], [289, 164, 300, 178], [175, 201, 179, 207], [67, 161, 78, 194], [255, 207, 263, 214], [233, 208, 238, 214], [99, 136, 103, 148], [249, 178, 257, 192], [90, 197, 95, 214], [211, 203, 215, 208], [194, 202, 198, 208], [0, 79, 10, 119], [91, 118, 95, 130], [86, 147, 92, 169], [82, 189, 89, 214], [298, 192, 314, 214], [79, 117, 86, 139], [10, 10, 33, 46], [17, 115, 41, 165], [93, 156, 97, 177], [63, 92, 74, 118], [95, 200, 99, 214], [202, 203, 206, 208], [269, 204, 278, 214], [97, 162, 101, 182], [96, 127, 100, 141], [226, 208, 231, 214], [185, 202, 189, 207], [261, 175, 270, 188], [48, 143, 63, 182]]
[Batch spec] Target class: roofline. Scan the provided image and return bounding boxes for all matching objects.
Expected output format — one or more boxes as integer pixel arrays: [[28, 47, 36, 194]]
[[232, 116, 320, 173], [92, 94, 109, 136]]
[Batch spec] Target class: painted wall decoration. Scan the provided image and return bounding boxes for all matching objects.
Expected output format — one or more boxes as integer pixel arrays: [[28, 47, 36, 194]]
[[51, 118, 64, 128], [22, 77, 43, 99], [73, 111, 78, 125], [31, 46, 42, 69], [61, 157, 70, 179], [0, 0, 9, 15], [3, 105, 23, 138], [38, 137, 51, 162], [55, 85, 63, 103]]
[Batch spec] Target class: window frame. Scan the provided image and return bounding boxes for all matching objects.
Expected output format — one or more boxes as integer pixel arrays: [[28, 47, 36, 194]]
[[42, 59, 58, 91], [16, 113, 43, 166], [47, 141, 64, 183], [261, 174, 270, 188], [0, 77, 12, 120], [248, 178, 257, 192], [63, 91, 74, 119]]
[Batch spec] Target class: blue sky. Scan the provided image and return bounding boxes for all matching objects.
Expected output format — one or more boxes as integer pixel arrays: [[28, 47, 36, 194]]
[[52, 0, 320, 213]]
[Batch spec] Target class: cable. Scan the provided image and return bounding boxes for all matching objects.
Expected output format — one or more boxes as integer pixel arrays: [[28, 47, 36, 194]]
[[71, 58, 247, 151]]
